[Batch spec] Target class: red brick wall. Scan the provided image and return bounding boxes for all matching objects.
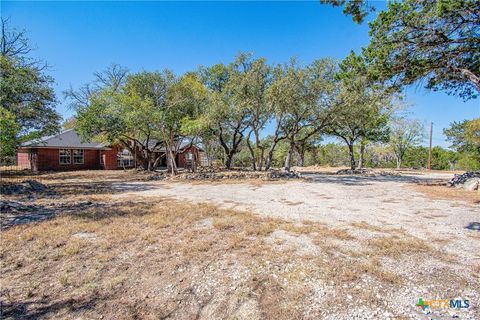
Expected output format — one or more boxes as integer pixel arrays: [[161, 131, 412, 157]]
[[102, 146, 122, 170], [27, 148, 102, 171], [16, 150, 31, 169]]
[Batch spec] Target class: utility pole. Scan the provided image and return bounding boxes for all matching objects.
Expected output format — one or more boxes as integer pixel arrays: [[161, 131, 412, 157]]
[[427, 122, 433, 170]]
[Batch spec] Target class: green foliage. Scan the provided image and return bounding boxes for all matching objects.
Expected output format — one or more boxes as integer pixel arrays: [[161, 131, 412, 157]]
[[402, 146, 428, 169], [72, 67, 205, 171], [229, 53, 271, 169], [267, 58, 338, 169], [320, 0, 375, 24], [444, 118, 480, 153], [456, 151, 480, 171], [431, 146, 457, 170], [443, 118, 480, 169], [328, 51, 394, 169], [0, 45, 60, 146], [0, 107, 20, 157], [388, 116, 425, 168], [315, 143, 351, 167], [365, 0, 480, 100], [196, 57, 258, 168]]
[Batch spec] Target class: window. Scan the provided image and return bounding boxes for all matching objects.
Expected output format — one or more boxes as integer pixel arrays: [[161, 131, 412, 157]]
[[59, 149, 71, 164], [73, 149, 84, 164], [185, 152, 193, 161], [117, 149, 134, 168]]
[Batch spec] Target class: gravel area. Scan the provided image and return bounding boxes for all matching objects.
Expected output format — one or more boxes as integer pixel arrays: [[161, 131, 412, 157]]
[[113, 172, 479, 261], [110, 172, 480, 318]]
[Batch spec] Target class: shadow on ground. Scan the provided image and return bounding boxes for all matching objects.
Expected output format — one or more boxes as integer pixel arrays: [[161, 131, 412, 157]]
[[303, 173, 447, 186], [0, 296, 101, 319]]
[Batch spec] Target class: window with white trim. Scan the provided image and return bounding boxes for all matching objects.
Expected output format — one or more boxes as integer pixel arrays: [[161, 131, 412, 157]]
[[59, 149, 71, 164], [73, 149, 84, 164], [117, 149, 134, 167]]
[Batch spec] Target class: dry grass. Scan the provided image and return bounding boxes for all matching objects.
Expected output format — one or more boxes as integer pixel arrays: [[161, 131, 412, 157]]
[[366, 235, 430, 259], [1, 194, 361, 319], [1, 171, 477, 319], [409, 184, 480, 204], [350, 221, 407, 236]]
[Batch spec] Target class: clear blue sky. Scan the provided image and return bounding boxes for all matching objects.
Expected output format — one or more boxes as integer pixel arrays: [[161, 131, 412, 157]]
[[2, 1, 479, 147]]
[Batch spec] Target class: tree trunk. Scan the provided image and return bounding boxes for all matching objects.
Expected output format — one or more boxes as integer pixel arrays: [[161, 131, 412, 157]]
[[357, 143, 365, 169], [167, 148, 177, 175], [265, 147, 275, 171], [284, 141, 294, 172], [295, 143, 305, 167], [395, 156, 401, 169], [153, 154, 163, 169], [257, 147, 264, 171], [348, 143, 356, 170], [246, 131, 257, 170], [225, 153, 234, 170]]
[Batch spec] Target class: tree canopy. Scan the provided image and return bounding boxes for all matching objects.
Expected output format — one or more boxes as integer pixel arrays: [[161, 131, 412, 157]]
[[364, 0, 480, 100], [0, 18, 60, 154], [327, 51, 394, 170], [319, 0, 374, 24]]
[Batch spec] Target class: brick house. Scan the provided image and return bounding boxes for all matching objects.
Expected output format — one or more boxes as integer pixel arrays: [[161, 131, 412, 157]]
[[17, 129, 207, 172]]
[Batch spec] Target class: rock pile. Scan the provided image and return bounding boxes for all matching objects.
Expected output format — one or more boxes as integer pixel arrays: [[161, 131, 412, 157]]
[[448, 171, 480, 191], [336, 169, 371, 175], [0, 180, 48, 195], [168, 169, 301, 181], [336, 169, 399, 176]]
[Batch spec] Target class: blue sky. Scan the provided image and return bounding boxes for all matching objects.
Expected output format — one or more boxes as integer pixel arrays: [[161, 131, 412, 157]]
[[2, 1, 479, 147]]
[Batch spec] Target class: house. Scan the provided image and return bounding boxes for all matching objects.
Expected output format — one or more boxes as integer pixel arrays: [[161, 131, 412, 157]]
[[17, 129, 208, 172]]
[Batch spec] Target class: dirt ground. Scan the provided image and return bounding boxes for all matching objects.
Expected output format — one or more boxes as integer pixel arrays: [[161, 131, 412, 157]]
[[1, 169, 479, 319]]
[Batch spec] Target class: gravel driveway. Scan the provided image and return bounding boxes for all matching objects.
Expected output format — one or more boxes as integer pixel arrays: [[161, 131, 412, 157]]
[[113, 172, 479, 264]]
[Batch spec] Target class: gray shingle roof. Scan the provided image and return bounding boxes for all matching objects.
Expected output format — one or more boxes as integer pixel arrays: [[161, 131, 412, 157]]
[[21, 129, 109, 149]]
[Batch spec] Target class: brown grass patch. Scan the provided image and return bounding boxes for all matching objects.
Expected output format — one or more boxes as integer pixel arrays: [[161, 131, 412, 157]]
[[350, 221, 406, 236], [409, 184, 480, 204], [366, 235, 430, 259]]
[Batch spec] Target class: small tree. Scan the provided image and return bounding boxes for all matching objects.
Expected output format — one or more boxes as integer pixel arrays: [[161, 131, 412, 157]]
[[328, 52, 393, 170], [268, 59, 338, 171], [389, 117, 425, 169], [229, 53, 271, 170], [444, 118, 480, 168], [198, 63, 250, 169]]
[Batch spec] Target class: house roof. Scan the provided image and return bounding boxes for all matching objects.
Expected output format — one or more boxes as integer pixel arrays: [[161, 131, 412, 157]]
[[20, 129, 204, 151], [21, 129, 109, 149]]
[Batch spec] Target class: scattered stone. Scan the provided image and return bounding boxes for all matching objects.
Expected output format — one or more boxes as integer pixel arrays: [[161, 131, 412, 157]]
[[335, 169, 399, 176], [463, 177, 480, 191], [145, 173, 165, 181], [448, 171, 480, 189], [336, 168, 371, 175], [165, 169, 301, 181]]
